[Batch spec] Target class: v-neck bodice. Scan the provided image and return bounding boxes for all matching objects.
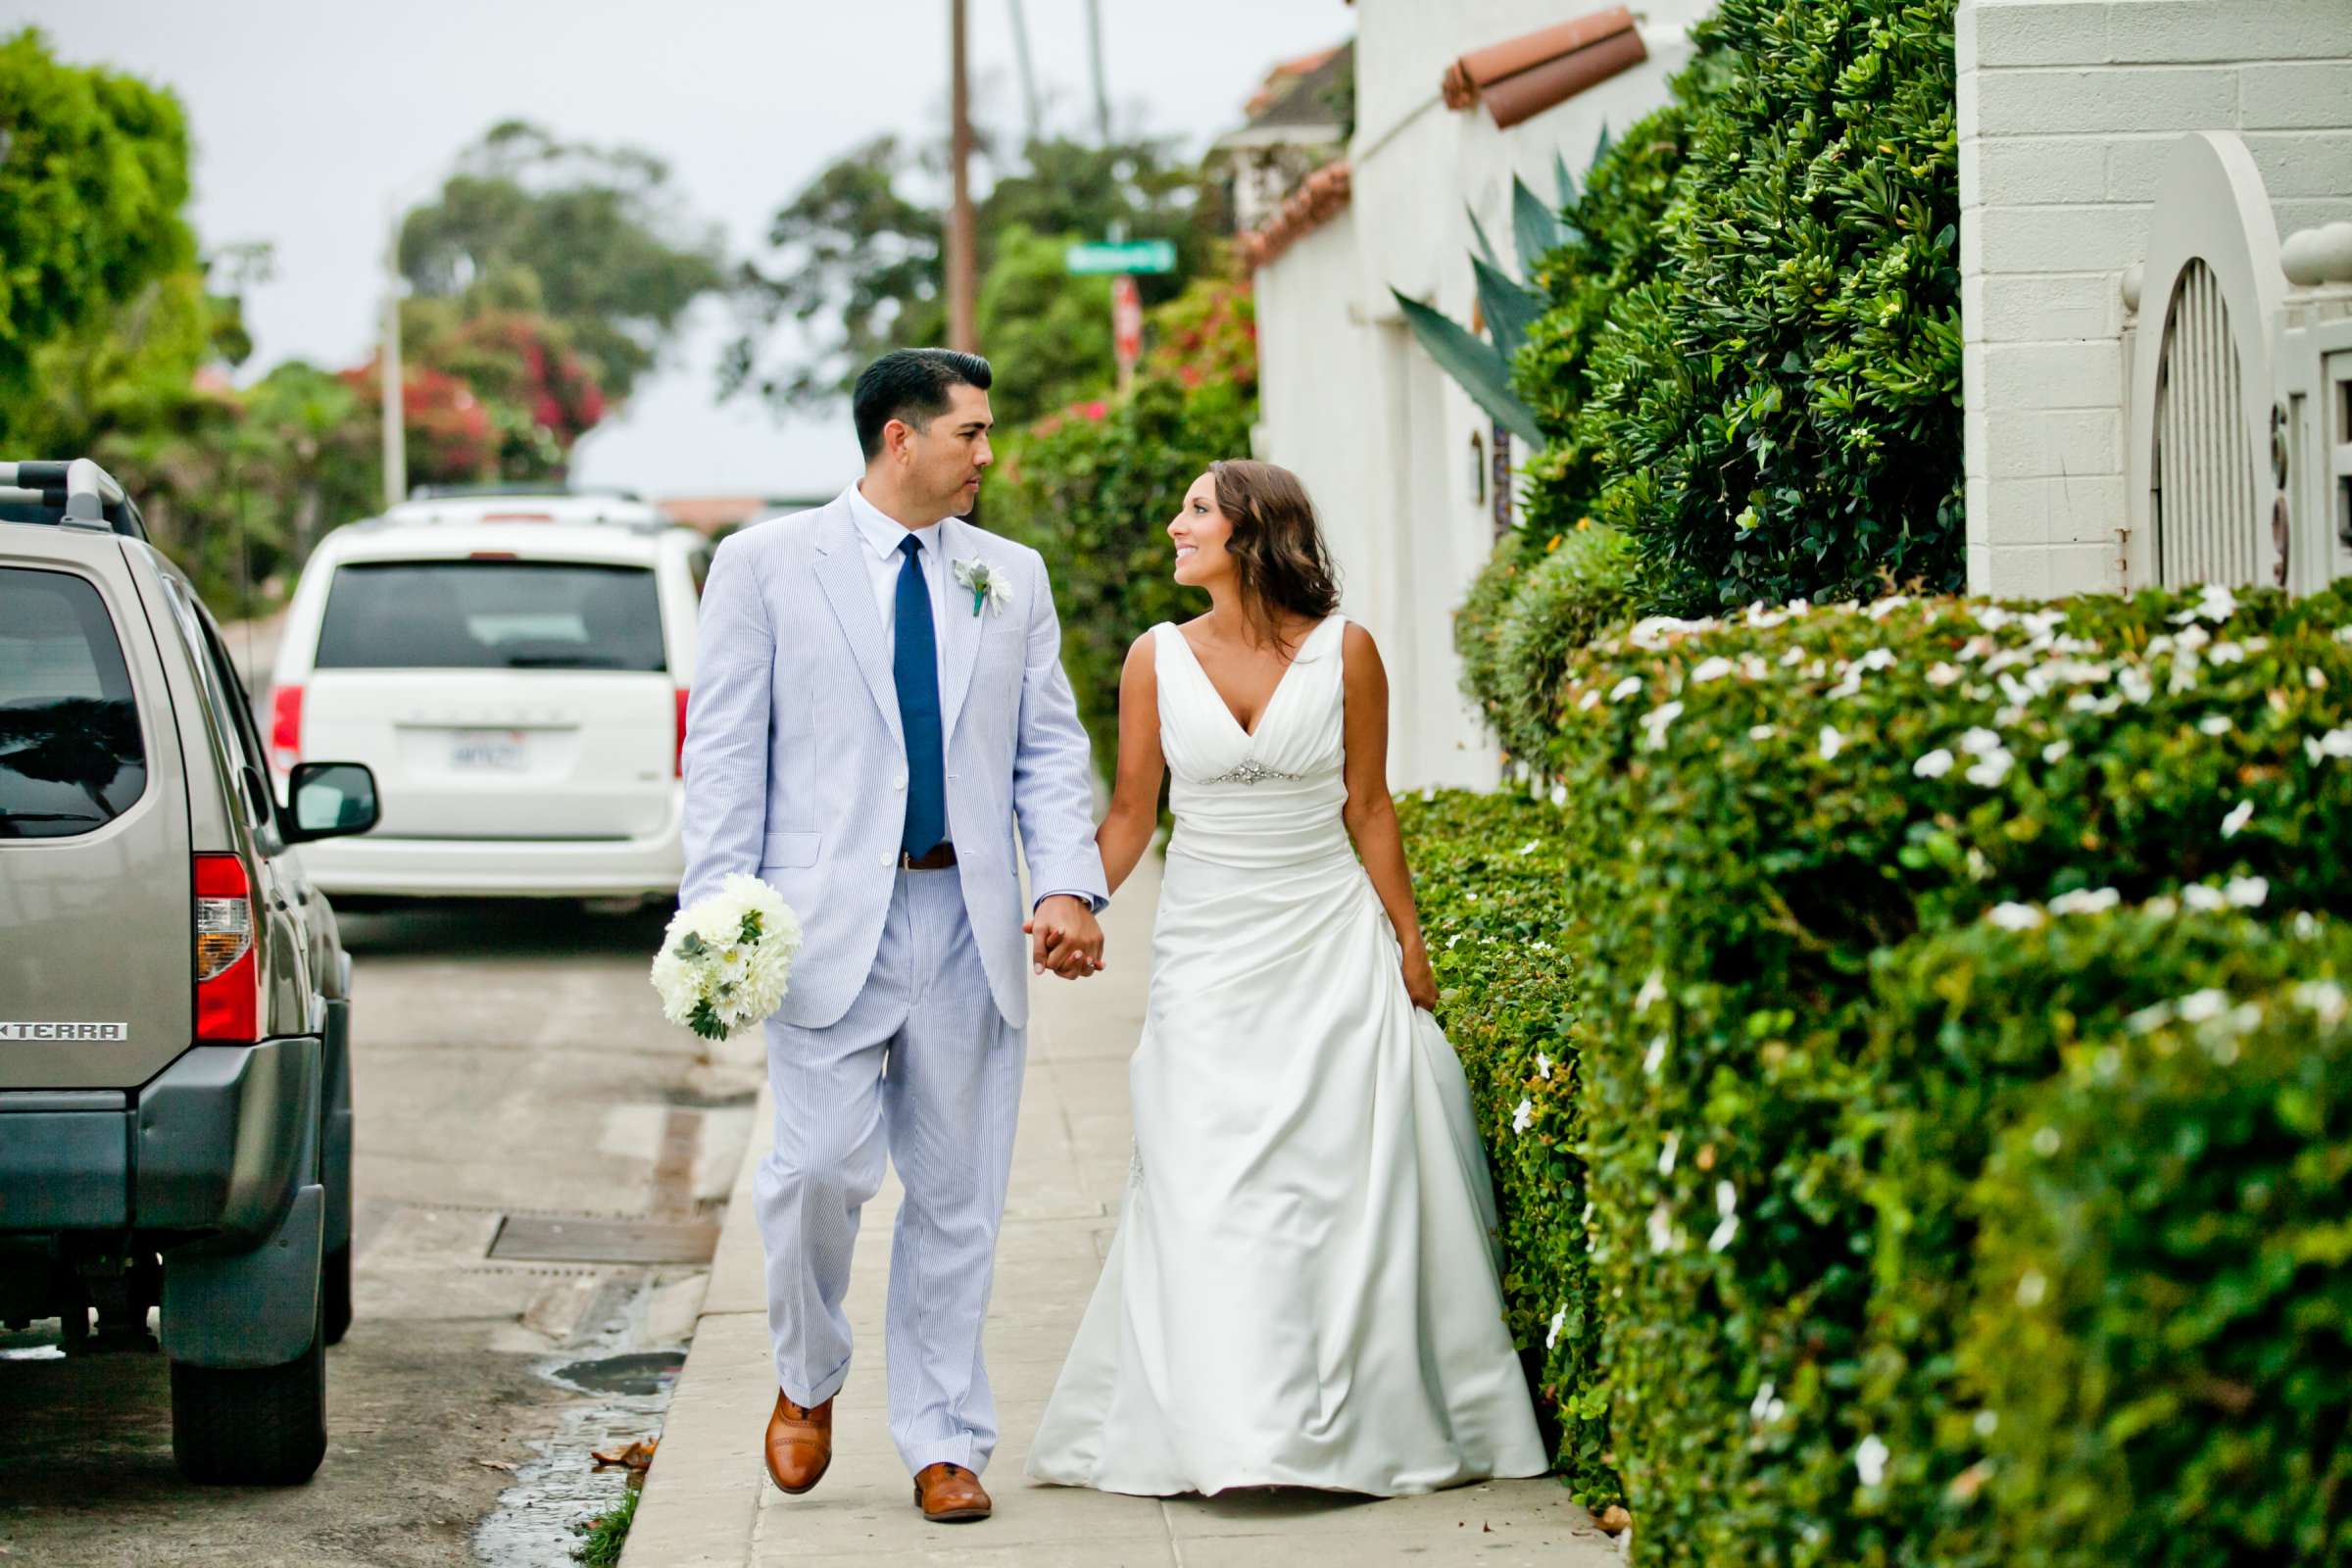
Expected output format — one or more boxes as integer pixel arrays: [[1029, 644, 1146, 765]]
[[1152, 615, 1350, 868]]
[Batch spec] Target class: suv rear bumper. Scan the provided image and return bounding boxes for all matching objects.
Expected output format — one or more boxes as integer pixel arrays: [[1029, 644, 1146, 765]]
[[293, 818, 682, 899], [0, 1038, 319, 1242]]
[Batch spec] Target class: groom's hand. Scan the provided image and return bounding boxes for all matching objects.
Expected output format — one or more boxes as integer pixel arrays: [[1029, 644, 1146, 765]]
[[1024, 896, 1104, 980]]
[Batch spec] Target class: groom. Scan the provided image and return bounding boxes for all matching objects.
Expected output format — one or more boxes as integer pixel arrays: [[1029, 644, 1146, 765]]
[[679, 348, 1109, 1523]]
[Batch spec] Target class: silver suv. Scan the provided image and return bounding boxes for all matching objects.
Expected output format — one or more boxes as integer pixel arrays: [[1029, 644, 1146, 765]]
[[0, 460, 380, 1485]]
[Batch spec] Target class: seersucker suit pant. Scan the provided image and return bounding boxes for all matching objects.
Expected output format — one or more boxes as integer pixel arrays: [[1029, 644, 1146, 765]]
[[756, 864, 1024, 1477]]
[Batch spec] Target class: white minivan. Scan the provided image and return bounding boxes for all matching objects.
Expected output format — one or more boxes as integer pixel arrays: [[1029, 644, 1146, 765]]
[[268, 495, 711, 903]]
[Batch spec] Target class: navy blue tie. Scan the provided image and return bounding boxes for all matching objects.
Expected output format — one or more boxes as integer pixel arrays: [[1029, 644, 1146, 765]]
[[893, 533, 948, 859]]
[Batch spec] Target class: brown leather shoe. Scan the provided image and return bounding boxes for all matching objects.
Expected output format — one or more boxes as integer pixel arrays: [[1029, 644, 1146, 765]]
[[911, 1461, 992, 1522], [762, 1390, 833, 1494]]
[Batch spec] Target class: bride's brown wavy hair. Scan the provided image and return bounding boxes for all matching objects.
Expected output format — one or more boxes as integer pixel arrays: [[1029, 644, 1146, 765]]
[[1206, 459, 1342, 654]]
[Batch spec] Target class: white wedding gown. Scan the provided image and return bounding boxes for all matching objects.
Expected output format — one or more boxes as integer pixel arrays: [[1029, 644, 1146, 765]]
[[1027, 614, 1548, 1497]]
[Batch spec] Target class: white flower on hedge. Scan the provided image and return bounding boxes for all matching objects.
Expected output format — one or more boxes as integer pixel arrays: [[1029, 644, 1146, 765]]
[[1551, 783, 1569, 807], [1959, 727, 2002, 757], [1546, 1305, 1567, 1350], [1749, 723, 1778, 742], [1964, 748, 2014, 788], [1927, 662, 1963, 688], [2310, 666, 2330, 690], [1819, 725, 1846, 760], [1657, 1133, 1680, 1177], [2048, 887, 2121, 916], [1749, 1381, 1777, 1423], [2178, 989, 2230, 1023], [2293, 980, 2349, 1023], [1867, 596, 1909, 622], [2184, 884, 2229, 912], [1740, 653, 1771, 682], [1855, 1435, 1890, 1488], [1610, 675, 1644, 704], [1636, 969, 1666, 1012], [1859, 647, 1897, 673], [1707, 1182, 1740, 1252], [1690, 656, 1734, 685], [1644, 1034, 1668, 1076], [1579, 688, 1603, 711], [1421, 786, 1436, 802], [2221, 800, 2253, 839], [2042, 740, 2072, 763], [2227, 875, 2269, 908], [1782, 646, 1806, 667], [1642, 701, 1685, 750], [2119, 666, 2155, 705], [1518, 839, 1543, 856], [1646, 1200, 1678, 1254], [1987, 903, 2045, 931], [2144, 894, 2180, 919], [2312, 727, 2352, 762], [1746, 603, 1793, 630], [2031, 1124, 2063, 1157], [2015, 1270, 2048, 1308], [1913, 748, 1954, 779], [1536, 1052, 1553, 1080], [2195, 713, 2233, 737], [1511, 1099, 1535, 1134]]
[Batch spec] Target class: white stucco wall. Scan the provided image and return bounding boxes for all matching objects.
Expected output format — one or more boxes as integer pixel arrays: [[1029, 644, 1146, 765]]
[[1251, 0, 1714, 790], [1959, 0, 2352, 598]]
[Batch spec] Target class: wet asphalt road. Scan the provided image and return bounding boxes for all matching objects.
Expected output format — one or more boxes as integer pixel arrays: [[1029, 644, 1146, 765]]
[[0, 897, 754, 1568]]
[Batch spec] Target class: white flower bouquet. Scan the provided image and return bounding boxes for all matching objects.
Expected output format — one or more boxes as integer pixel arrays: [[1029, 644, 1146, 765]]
[[651, 873, 803, 1041]]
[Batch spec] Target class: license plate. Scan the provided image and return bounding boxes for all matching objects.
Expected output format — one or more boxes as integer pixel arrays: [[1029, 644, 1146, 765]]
[[449, 729, 528, 771]]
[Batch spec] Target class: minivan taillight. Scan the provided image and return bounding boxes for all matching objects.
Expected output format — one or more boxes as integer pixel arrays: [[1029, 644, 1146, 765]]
[[674, 687, 690, 777], [194, 854, 259, 1043], [270, 684, 303, 774]]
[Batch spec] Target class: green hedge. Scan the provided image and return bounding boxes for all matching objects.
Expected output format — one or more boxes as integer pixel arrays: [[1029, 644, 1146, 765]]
[[1543, 581, 2352, 1563], [1582, 0, 1964, 613], [1966, 960, 2352, 1568], [1862, 908, 2352, 1566], [1457, 524, 1642, 775], [1400, 787, 1614, 1505]]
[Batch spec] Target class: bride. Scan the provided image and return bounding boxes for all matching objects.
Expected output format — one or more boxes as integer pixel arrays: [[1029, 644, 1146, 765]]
[[1026, 459, 1548, 1497]]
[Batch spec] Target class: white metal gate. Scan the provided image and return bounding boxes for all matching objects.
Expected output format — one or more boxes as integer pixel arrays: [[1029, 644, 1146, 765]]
[[2151, 259, 2261, 586]]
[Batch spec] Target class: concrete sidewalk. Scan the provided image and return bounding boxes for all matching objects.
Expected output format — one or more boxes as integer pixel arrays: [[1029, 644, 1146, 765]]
[[623, 852, 1618, 1566]]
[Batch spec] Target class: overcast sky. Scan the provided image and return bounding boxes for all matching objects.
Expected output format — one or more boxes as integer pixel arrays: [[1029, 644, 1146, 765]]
[[19, 1, 1349, 498]]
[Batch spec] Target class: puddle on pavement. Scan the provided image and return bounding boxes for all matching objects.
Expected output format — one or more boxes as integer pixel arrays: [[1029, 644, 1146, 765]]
[[471, 1306, 690, 1564], [553, 1350, 684, 1397]]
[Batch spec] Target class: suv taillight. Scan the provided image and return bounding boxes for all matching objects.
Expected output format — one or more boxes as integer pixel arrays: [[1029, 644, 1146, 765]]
[[674, 687, 690, 778], [194, 854, 259, 1043], [270, 684, 303, 774]]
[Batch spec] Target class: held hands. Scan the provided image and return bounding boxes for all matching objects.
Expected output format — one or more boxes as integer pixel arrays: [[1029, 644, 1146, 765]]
[[1025, 895, 1106, 980]]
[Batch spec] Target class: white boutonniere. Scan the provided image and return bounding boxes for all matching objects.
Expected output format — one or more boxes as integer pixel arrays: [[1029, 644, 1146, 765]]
[[952, 558, 1011, 616]]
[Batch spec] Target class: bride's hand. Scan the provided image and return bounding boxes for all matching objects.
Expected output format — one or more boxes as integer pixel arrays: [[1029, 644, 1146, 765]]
[[1400, 939, 1438, 1013]]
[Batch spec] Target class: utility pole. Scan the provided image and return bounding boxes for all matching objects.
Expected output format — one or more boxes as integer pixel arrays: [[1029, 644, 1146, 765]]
[[947, 0, 977, 353], [380, 202, 406, 509], [1084, 0, 1111, 143], [1005, 0, 1042, 146]]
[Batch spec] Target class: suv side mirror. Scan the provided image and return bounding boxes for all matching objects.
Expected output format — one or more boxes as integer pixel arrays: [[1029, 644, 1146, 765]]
[[283, 762, 380, 844]]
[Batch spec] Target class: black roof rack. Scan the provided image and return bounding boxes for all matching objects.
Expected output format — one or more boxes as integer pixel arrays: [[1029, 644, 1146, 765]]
[[0, 460, 150, 540]]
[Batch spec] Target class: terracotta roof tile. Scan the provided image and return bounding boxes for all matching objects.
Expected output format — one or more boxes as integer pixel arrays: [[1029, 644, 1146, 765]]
[[1236, 161, 1352, 272]]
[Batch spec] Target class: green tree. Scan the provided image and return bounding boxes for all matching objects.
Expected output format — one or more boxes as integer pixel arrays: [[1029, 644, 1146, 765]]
[[398, 120, 725, 406], [0, 27, 194, 432], [975, 223, 1112, 427], [729, 132, 1217, 412]]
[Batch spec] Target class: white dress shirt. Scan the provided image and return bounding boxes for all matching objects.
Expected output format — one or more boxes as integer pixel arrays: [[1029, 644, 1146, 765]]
[[841, 482, 1097, 917], [845, 481, 953, 676]]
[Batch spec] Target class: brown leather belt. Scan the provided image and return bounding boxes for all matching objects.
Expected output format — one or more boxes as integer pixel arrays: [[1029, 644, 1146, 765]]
[[900, 842, 957, 871]]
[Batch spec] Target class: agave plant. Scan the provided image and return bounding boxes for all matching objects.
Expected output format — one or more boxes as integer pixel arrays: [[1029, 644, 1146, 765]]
[[1392, 124, 1612, 448]]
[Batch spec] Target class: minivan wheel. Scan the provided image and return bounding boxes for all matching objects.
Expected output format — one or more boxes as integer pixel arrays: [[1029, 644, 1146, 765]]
[[169, 1331, 327, 1486], [322, 1244, 353, 1347]]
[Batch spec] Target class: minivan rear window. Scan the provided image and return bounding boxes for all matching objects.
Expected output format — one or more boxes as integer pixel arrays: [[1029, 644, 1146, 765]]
[[313, 561, 667, 671], [0, 567, 148, 840]]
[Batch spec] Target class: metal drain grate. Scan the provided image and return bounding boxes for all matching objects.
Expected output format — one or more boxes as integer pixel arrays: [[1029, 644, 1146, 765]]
[[488, 1214, 719, 1265]]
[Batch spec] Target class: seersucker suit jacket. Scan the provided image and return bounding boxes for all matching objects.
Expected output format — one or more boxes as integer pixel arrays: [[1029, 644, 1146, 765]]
[[679, 493, 1110, 1031]]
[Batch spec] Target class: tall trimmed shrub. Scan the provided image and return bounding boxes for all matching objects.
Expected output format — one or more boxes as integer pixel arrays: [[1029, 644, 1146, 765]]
[[1588, 0, 1964, 612], [1543, 582, 2352, 1564]]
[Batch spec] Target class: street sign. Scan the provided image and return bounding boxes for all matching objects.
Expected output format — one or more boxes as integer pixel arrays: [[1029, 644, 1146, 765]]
[[1065, 239, 1177, 275]]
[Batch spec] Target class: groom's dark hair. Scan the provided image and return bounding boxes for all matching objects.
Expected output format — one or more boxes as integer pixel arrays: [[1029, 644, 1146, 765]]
[[854, 349, 994, 460]]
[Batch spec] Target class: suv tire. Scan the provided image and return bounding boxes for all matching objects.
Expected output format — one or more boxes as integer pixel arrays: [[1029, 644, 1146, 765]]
[[322, 1244, 353, 1347], [169, 1329, 327, 1486]]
